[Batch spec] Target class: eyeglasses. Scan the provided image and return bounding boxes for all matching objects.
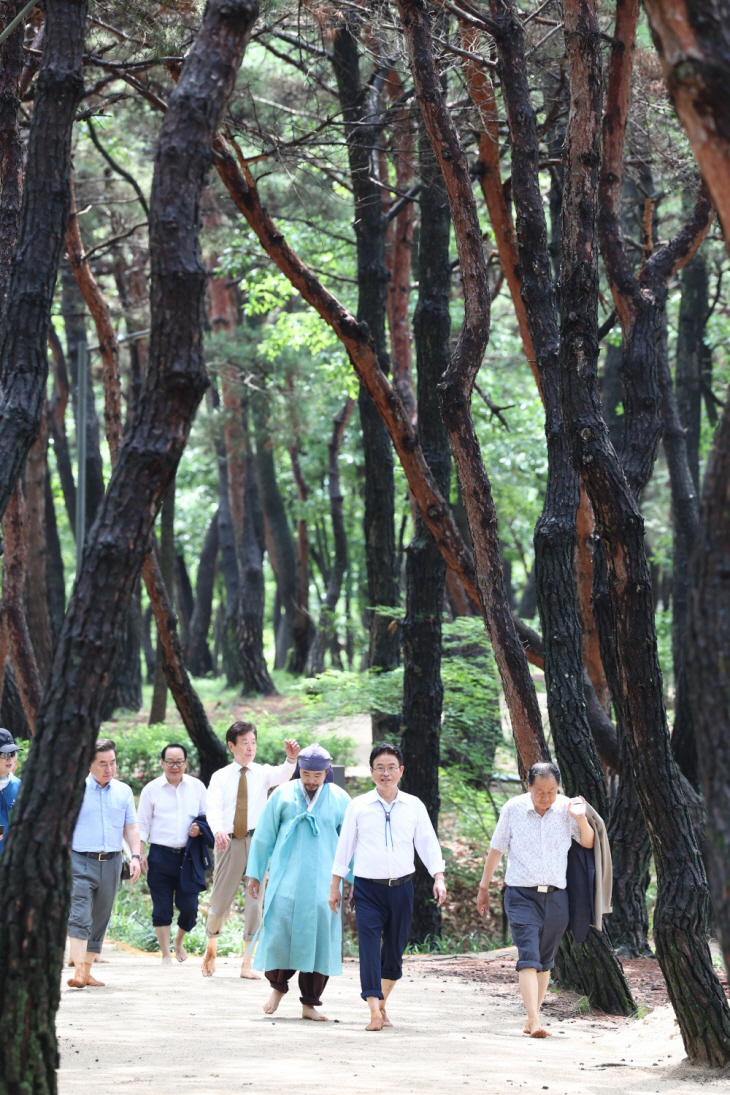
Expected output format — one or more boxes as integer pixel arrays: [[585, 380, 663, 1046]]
[[164, 759, 186, 767], [372, 765, 401, 774]]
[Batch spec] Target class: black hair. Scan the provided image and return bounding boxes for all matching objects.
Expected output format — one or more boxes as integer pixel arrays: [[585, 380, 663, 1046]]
[[161, 742, 188, 761], [369, 742, 404, 768], [526, 761, 561, 785]]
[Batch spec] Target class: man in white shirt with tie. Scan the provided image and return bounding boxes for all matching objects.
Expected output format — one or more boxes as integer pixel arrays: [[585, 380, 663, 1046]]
[[201, 721, 300, 978], [329, 742, 447, 1030], [138, 743, 207, 964]]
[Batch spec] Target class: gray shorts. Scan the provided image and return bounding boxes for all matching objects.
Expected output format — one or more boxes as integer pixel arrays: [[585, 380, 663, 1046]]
[[504, 885, 569, 972], [68, 851, 122, 953]]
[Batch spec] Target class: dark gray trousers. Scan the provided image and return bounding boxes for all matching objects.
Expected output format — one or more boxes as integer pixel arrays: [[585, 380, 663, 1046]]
[[504, 885, 569, 972], [68, 851, 122, 954]]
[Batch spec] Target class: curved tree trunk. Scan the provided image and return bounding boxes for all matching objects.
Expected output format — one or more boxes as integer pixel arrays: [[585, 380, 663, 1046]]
[[0, 4, 259, 1085], [559, 0, 730, 1060]]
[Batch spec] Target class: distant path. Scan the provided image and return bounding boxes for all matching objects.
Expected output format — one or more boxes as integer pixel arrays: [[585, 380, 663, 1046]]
[[57, 949, 727, 1094]]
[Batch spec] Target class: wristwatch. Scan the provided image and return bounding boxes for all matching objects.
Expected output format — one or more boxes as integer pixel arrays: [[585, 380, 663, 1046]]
[[131, 854, 141, 859]]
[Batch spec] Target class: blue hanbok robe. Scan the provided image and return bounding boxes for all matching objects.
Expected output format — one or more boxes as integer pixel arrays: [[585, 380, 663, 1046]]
[[246, 779, 352, 975]]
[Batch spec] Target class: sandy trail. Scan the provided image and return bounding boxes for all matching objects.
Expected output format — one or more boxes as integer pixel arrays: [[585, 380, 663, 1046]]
[[57, 948, 728, 1095]]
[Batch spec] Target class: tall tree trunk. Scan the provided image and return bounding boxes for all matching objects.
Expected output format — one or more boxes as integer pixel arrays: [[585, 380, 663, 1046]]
[[149, 483, 175, 724], [47, 323, 76, 532], [174, 551, 194, 654], [237, 448, 276, 695], [396, 0, 549, 776], [331, 20, 401, 737], [1, 483, 42, 733], [44, 461, 65, 646], [559, 0, 730, 1060], [0, 0, 25, 323], [286, 433, 314, 675], [186, 509, 219, 676], [0, 0, 88, 526], [401, 97, 451, 944], [216, 443, 241, 688], [24, 415, 54, 683], [306, 399, 354, 676], [492, 0, 633, 1012], [0, 3, 258, 1086]]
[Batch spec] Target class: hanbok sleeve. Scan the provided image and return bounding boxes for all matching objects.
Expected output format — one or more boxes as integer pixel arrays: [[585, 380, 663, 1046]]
[[246, 791, 282, 882]]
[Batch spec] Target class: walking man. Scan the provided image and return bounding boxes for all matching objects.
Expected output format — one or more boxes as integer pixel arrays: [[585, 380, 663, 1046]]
[[476, 761, 595, 1037], [246, 743, 351, 1021], [329, 742, 447, 1031], [68, 738, 141, 988], [138, 743, 208, 964], [201, 721, 300, 978], [0, 729, 22, 858]]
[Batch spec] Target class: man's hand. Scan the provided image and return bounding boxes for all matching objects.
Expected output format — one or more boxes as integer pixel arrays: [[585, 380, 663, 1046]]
[[476, 882, 490, 917], [247, 878, 259, 900], [568, 795, 587, 818], [329, 883, 342, 914], [189, 822, 201, 838], [129, 858, 142, 883], [433, 872, 447, 907], [285, 739, 301, 761], [215, 831, 231, 852], [139, 852, 148, 875]]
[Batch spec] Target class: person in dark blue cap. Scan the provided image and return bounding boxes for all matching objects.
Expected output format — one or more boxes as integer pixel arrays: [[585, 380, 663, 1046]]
[[0, 728, 22, 858]]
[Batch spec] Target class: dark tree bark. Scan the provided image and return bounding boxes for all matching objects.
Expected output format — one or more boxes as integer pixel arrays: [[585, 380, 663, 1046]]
[[0, 4, 259, 1088], [237, 448, 276, 695], [150, 483, 175, 724], [559, 0, 730, 1061], [492, 0, 633, 1012], [1, 483, 42, 733], [215, 443, 241, 688], [0, 0, 88, 527], [331, 20, 401, 736], [0, 663, 31, 741], [187, 509, 219, 676], [306, 399, 354, 677], [47, 323, 76, 531], [286, 430, 314, 675], [397, 0, 548, 777], [44, 460, 65, 646], [102, 581, 142, 715], [174, 550, 195, 654], [690, 385, 730, 985], [0, 0, 24, 323], [24, 417, 54, 683], [400, 98, 451, 944]]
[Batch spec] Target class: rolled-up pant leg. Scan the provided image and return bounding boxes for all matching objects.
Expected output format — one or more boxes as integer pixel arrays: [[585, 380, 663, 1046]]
[[354, 878, 414, 1000], [504, 886, 569, 972], [298, 971, 328, 1007]]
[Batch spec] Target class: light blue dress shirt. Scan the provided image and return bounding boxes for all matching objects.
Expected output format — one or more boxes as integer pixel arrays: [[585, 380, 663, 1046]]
[[72, 775, 137, 853]]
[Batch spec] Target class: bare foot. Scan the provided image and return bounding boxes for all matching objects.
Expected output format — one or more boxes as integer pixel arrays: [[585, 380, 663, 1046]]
[[93, 955, 109, 964], [201, 949, 216, 978], [174, 942, 187, 963], [263, 989, 284, 1015], [302, 1005, 328, 1022], [380, 1006, 393, 1028], [161, 954, 172, 966], [240, 957, 261, 980], [67, 972, 87, 988], [366, 1013, 385, 1031], [84, 973, 106, 987]]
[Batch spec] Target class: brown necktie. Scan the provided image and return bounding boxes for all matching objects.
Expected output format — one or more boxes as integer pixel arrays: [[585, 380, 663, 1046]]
[[232, 766, 248, 839]]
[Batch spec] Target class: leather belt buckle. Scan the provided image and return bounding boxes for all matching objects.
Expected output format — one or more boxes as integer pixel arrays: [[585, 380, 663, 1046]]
[[388, 878, 398, 887], [537, 885, 549, 893]]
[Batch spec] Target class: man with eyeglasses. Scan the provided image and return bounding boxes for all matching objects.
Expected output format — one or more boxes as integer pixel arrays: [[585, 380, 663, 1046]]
[[68, 738, 141, 988], [329, 742, 447, 1031], [138, 743, 208, 964]]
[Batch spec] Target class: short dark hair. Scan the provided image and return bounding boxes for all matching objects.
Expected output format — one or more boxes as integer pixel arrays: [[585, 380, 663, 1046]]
[[369, 742, 404, 768], [226, 721, 257, 747], [94, 738, 116, 759], [161, 742, 188, 761], [527, 761, 561, 785]]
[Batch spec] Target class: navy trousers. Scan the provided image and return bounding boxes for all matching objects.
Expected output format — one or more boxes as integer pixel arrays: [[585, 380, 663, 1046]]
[[147, 844, 199, 932], [504, 885, 569, 972], [353, 877, 414, 1000]]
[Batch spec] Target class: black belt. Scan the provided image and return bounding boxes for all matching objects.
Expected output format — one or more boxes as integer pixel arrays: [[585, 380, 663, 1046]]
[[75, 851, 119, 861], [152, 844, 186, 854], [228, 829, 255, 839], [358, 873, 415, 888], [525, 884, 559, 893]]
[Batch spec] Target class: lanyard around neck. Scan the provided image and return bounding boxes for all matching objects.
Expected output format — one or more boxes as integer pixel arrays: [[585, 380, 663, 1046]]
[[377, 796, 396, 850]]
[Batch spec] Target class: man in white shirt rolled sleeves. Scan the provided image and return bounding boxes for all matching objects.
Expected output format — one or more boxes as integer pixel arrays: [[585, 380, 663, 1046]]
[[329, 741, 447, 1031], [138, 742, 207, 965], [201, 721, 300, 979], [477, 761, 595, 1038]]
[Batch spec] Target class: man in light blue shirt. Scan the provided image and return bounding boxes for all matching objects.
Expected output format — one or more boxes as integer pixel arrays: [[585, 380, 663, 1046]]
[[68, 738, 141, 988]]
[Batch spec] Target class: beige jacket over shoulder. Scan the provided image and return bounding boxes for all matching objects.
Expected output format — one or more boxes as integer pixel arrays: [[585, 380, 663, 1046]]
[[585, 801, 612, 931]]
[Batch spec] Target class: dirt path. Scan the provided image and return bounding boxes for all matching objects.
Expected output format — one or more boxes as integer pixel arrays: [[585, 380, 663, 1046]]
[[57, 948, 728, 1095]]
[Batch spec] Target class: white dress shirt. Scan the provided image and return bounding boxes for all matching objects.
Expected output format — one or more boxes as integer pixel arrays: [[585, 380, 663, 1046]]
[[332, 788, 445, 880], [489, 792, 580, 889], [138, 773, 207, 848], [206, 757, 296, 836]]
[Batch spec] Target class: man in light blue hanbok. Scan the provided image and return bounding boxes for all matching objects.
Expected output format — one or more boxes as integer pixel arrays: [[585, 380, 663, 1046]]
[[246, 743, 351, 1021]]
